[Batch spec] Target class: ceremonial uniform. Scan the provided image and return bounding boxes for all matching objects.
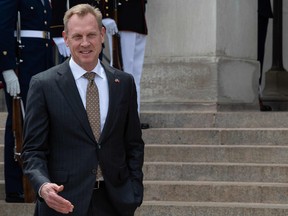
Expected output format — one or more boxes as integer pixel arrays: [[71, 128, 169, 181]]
[[117, 0, 148, 114], [0, 0, 53, 202]]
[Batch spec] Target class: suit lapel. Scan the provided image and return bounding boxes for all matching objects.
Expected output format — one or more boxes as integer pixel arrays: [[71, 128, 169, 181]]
[[99, 64, 119, 143], [55, 60, 96, 142]]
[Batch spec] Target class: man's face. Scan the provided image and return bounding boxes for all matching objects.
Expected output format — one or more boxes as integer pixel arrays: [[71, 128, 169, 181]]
[[63, 13, 105, 71]]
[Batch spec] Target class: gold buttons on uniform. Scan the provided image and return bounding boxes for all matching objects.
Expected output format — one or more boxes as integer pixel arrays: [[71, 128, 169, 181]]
[[46, 43, 48, 47], [44, 10, 47, 14], [3, 51, 7, 56]]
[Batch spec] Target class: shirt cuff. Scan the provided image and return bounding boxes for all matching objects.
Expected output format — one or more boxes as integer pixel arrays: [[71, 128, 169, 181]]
[[38, 182, 49, 198]]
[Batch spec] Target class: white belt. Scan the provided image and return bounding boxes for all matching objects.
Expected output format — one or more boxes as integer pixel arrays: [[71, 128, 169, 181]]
[[14, 30, 50, 39]]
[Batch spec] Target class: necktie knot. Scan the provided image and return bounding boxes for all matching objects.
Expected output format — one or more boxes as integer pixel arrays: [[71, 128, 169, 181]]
[[83, 72, 96, 81]]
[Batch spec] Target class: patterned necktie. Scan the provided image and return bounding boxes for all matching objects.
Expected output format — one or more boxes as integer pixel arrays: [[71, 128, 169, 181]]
[[83, 72, 101, 142], [84, 72, 103, 180]]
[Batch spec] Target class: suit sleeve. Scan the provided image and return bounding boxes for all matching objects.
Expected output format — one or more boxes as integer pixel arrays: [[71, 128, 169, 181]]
[[125, 75, 145, 204], [0, 0, 17, 72], [21, 76, 51, 194]]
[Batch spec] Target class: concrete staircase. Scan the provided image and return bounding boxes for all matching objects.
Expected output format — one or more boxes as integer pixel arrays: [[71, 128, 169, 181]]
[[2, 111, 288, 215], [136, 111, 288, 215]]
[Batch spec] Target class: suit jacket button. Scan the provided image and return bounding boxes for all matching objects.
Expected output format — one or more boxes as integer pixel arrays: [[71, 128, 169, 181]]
[[92, 169, 97, 174]]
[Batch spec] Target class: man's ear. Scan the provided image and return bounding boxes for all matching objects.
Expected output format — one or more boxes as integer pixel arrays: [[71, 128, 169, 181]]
[[101, 27, 106, 43], [62, 31, 69, 46]]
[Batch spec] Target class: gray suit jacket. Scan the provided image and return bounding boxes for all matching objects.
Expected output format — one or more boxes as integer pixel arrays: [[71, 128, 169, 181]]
[[22, 60, 144, 216]]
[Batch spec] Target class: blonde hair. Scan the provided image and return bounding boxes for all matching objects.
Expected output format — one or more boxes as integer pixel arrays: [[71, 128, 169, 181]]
[[63, 4, 102, 33]]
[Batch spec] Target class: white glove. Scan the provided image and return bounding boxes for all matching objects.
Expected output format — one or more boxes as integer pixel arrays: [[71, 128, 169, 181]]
[[2, 69, 20, 97], [102, 18, 118, 35], [53, 37, 71, 57]]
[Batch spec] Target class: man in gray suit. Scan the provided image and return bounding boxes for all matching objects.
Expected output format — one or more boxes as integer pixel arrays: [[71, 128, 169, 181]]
[[21, 4, 144, 216]]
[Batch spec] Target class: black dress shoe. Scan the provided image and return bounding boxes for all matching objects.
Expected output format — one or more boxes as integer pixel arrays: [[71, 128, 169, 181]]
[[260, 104, 272, 111], [259, 98, 272, 111], [5, 193, 24, 203], [141, 123, 149, 129]]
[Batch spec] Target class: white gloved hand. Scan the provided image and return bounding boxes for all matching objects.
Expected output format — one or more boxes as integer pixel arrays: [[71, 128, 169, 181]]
[[2, 69, 20, 97], [102, 18, 118, 35], [53, 37, 71, 57]]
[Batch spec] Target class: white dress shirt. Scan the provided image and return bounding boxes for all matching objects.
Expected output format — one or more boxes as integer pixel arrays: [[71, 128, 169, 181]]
[[69, 58, 109, 132]]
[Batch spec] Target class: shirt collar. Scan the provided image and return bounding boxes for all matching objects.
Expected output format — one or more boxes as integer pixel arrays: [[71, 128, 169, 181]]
[[69, 58, 105, 80]]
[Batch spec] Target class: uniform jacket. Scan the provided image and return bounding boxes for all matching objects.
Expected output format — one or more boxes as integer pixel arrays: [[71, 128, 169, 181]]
[[21, 59, 145, 216], [0, 0, 53, 81], [50, 0, 98, 37], [258, 0, 273, 18], [50, 0, 147, 37], [117, 0, 148, 35]]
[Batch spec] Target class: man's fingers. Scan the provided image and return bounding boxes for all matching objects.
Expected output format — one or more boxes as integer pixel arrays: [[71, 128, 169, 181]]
[[46, 194, 74, 214], [42, 183, 74, 214]]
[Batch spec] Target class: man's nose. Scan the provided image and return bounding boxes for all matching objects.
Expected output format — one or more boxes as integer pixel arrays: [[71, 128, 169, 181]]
[[81, 37, 90, 46]]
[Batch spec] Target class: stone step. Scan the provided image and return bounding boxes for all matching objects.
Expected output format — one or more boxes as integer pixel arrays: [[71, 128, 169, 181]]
[[0, 200, 35, 216], [3, 111, 288, 130], [2, 162, 288, 199], [2, 200, 288, 216], [145, 145, 288, 163], [0, 113, 6, 128], [143, 181, 288, 204], [143, 162, 288, 183], [2, 183, 288, 215], [135, 201, 288, 216], [3, 144, 288, 164], [1, 128, 287, 163], [142, 128, 288, 145], [140, 111, 288, 128], [0, 180, 4, 200], [2, 162, 288, 186]]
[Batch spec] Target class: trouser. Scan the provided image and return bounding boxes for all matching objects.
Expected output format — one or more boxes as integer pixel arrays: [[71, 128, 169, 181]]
[[257, 15, 269, 86], [87, 182, 130, 216], [119, 31, 147, 113]]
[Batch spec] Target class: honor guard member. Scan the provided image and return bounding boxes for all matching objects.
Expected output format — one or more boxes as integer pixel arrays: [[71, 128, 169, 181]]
[[0, 0, 53, 202], [258, 0, 273, 111], [50, 0, 118, 61], [107, 0, 149, 128]]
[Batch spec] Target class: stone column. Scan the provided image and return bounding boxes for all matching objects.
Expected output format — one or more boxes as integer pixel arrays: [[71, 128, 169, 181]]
[[262, 0, 288, 110], [141, 0, 259, 111]]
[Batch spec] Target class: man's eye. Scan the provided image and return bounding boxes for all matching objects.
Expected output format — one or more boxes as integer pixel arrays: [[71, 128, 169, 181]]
[[88, 34, 97, 38], [72, 36, 82, 40]]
